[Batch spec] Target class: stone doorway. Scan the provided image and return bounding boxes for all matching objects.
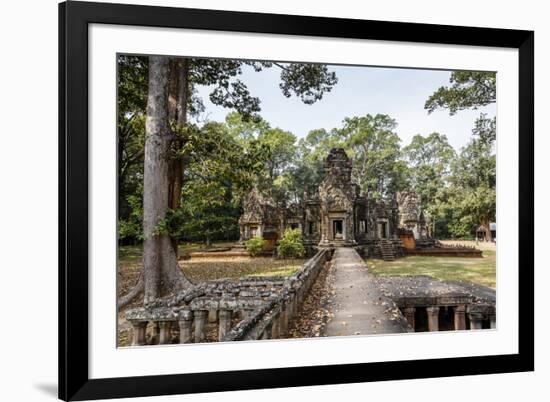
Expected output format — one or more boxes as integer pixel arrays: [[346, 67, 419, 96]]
[[333, 220, 344, 240], [378, 222, 388, 239]]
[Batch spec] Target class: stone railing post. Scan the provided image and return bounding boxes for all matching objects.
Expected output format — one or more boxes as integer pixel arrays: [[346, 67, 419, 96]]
[[178, 310, 194, 344], [426, 306, 440, 332], [468, 313, 484, 330], [218, 309, 233, 341], [159, 321, 172, 344], [130, 321, 148, 346], [194, 310, 208, 343], [150, 321, 160, 344], [261, 323, 273, 340], [289, 290, 297, 320], [403, 307, 416, 330], [454, 305, 467, 330], [279, 299, 289, 337], [271, 310, 281, 339]]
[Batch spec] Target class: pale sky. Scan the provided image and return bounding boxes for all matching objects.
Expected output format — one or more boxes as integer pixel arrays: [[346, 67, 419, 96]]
[[194, 64, 496, 151]]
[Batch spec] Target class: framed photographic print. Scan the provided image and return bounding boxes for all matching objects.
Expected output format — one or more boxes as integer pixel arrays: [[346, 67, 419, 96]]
[[59, 1, 534, 400]]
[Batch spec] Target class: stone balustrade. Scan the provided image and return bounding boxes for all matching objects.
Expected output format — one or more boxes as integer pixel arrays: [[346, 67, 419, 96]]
[[125, 249, 331, 345], [395, 297, 496, 332]]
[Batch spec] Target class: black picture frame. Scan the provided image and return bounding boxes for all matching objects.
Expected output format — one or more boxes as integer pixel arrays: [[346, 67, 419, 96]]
[[59, 1, 534, 400]]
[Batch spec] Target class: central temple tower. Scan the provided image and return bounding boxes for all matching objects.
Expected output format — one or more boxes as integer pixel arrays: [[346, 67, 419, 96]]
[[317, 148, 358, 247]]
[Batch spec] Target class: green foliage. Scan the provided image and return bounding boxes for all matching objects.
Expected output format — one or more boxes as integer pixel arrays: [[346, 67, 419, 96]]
[[339, 114, 407, 197], [117, 56, 148, 231], [277, 63, 338, 104], [423, 71, 497, 238], [245, 236, 266, 257], [446, 114, 496, 238], [425, 71, 496, 115], [117, 56, 497, 246], [117, 55, 339, 244], [118, 190, 144, 243], [297, 114, 408, 198], [277, 229, 305, 259], [190, 58, 338, 121], [403, 132, 456, 235]]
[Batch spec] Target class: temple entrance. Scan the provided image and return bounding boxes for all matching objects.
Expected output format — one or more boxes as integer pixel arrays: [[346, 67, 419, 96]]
[[378, 222, 387, 239], [333, 220, 344, 240]]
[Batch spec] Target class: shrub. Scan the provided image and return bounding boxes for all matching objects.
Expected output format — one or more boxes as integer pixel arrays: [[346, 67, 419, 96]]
[[245, 236, 266, 257], [277, 228, 305, 259]]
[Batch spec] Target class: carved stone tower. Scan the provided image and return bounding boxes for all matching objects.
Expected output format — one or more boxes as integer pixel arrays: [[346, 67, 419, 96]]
[[318, 148, 357, 247]]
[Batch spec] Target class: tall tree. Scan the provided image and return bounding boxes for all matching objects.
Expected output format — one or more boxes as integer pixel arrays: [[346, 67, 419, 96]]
[[119, 56, 338, 307], [339, 114, 407, 198], [403, 132, 456, 236], [425, 70, 496, 239], [448, 115, 496, 240], [141, 57, 194, 304]]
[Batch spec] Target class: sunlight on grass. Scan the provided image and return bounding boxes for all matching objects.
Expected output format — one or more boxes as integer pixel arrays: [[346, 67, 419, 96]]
[[368, 249, 496, 288], [179, 257, 304, 281]]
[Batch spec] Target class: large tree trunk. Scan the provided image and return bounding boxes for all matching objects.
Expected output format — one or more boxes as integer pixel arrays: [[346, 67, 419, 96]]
[[142, 56, 193, 304], [479, 216, 491, 242], [167, 58, 189, 256]]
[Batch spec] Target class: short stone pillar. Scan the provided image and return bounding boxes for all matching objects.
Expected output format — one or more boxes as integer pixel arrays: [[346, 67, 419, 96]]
[[289, 291, 297, 320], [261, 323, 273, 340], [178, 310, 194, 343], [194, 310, 208, 343], [279, 301, 289, 337], [271, 311, 281, 339], [150, 321, 160, 344], [489, 314, 496, 329], [218, 309, 233, 341], [454, 305, 467, 330], [208, 309, 218, 324], [159, 321, 172, 344], [469, 313, 484, 330], [130, 321, 148, 346], [426, 306, 440, 332], [403, 307, 416, 330]]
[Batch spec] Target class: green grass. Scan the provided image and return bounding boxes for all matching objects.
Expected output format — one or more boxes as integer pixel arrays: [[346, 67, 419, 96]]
[[368, 248, 496, 288], [118, 242, 304, 282], [118, 241, 236, 265]]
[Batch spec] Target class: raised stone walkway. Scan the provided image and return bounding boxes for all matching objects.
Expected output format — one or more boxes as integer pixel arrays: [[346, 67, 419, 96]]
[[325, 247, 410, 337]]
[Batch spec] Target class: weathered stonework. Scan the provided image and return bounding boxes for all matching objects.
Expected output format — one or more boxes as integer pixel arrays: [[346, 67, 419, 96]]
[[125, 249, 332, 345], [238, 148, 407, 257]]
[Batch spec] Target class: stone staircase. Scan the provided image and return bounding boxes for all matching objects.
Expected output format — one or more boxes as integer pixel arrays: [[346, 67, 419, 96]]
[[378, 239, 396, 261]]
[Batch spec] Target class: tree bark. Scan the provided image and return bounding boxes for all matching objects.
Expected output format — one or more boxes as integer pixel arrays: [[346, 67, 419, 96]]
[[142, 56, 193, 304], [480, 216, 491, 242], [167, 58, 189, 256]]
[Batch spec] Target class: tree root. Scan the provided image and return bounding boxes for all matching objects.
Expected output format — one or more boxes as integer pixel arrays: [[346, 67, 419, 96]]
[[118, 275, 144, 309]]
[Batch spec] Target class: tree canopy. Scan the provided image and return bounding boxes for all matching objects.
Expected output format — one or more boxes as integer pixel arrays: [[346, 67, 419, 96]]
[[424, 71, 496, 115]]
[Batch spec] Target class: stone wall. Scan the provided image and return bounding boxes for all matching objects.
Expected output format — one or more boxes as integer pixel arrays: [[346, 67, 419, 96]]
[[125, 249, 332, 345], [221, 248, 332, 341]]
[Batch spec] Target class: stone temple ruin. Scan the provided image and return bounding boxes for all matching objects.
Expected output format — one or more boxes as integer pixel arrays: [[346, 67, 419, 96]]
[[237, 148, 442, 260], [124, 148, 493, 346]]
